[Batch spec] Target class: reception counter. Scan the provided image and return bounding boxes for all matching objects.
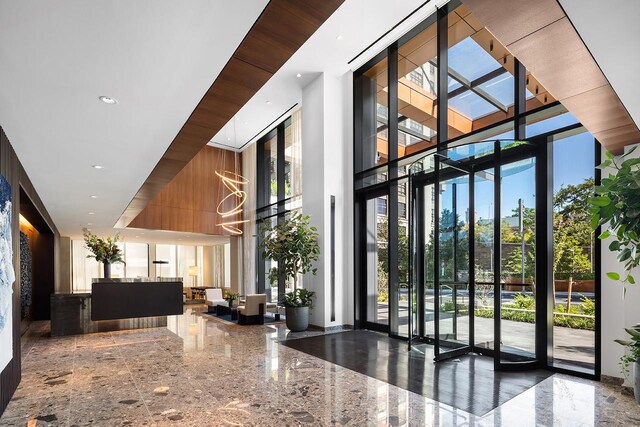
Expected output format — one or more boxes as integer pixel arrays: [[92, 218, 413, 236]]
[[51, 278, 183, 337]]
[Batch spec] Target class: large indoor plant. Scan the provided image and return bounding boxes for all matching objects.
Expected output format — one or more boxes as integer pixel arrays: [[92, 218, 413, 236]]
[[589, 147, 640, 397], [615, 324, 640, 404], [258, 212, 320, 331], [282, 288, 315, 332], [83, 228, 125, 279]]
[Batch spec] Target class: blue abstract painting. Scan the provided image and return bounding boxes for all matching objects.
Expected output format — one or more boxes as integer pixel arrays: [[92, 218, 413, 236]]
[[0, 174, 14, 371]]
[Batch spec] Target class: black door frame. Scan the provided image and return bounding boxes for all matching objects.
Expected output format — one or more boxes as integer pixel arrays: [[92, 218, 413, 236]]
[[355, 186, 392, 334]]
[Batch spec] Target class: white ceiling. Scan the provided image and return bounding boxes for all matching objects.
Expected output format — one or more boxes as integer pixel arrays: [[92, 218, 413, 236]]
[[559, 0, 640, 128], [0, 0, 453, 244], [0, 0, 268, 240], [210, 0, 451, 151]]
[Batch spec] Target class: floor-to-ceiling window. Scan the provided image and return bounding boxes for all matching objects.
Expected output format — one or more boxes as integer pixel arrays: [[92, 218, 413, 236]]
[[256, 111, 303, 302], [72, 241, 149, 291], [354, 0, 599, 378]]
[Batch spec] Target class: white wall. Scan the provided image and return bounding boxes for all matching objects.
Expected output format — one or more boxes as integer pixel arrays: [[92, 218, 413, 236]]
[[301, 71, 354, 328], [601, 143, 640, 381]]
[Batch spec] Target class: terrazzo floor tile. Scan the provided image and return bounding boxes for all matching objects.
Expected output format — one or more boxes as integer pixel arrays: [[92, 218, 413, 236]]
[[1, 308, 638, 426]]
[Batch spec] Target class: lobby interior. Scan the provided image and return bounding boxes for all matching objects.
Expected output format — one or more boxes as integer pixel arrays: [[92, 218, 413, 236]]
[[1, 0, 640, 425]]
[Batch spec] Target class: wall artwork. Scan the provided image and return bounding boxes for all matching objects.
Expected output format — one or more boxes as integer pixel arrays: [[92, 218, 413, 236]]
[[20, 231, 32, 320], [0, 174, 15, 372]]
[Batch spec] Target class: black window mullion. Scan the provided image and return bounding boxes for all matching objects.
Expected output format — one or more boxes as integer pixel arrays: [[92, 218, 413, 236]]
[[388, 43, 400, 335], [514, 58, 526, 139], [436, 7, 448, 148]]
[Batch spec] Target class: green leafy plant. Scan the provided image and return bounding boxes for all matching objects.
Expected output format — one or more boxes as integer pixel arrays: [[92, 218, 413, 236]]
[[281, 288, 315, 309], [512, 293, 535, 310], [614, 324, 640, 375], [82, 228, 125, 265], [258, 212, 320, 290], [589, 147, 640, 291]]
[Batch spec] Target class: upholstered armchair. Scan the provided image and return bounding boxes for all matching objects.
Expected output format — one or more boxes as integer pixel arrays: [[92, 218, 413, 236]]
[[237, 294, 267, 325], [205, 288, 228, 313]]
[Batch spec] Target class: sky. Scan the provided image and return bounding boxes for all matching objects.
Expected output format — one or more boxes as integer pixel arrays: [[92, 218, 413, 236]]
[[437, 128, 594, 223]]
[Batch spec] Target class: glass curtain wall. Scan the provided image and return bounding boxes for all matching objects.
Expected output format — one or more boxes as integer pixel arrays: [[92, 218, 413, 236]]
[[354, 0, 599, 378], [256, 112, 303, 302]]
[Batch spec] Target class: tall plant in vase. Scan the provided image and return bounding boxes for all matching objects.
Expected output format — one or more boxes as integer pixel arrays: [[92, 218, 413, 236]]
[[83, 228, 125, 279], [589, 146, 640, 400], [258, 212, 320, 331]]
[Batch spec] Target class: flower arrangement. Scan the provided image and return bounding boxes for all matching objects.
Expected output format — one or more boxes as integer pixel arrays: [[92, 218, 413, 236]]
[[224, 291, 238, 303], [82, 228, 125, 265]]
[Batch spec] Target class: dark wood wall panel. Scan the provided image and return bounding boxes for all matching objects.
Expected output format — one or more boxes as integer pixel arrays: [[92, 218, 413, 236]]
[[128, 146, 242, 235], [0, 127, 59, 416], [116, 0, 344, 228]]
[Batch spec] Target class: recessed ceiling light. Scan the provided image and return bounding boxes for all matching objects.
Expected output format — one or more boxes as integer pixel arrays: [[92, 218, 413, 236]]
[[92, 165, 104, 169], [98, 96, 118, 105], [266, 101, 272, 105], [336, 35, 343, 41], [296, 73, 302, 78], [89, 195, 98, 199], [88, 212, 95, 215]]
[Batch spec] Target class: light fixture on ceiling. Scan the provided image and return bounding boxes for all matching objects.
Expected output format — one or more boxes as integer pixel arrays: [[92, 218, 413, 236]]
[[92, 165, 104, 169], [88, 212, 95, 215], [98, 96, 118, 105], [336, 35, 343, 41], [296, 73, 302, 78], [266, 100, 272, 105], [89, 195, 98, 199]]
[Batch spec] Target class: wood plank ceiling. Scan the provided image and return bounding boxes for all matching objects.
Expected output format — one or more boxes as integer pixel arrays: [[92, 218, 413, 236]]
[[462, 0, 640, 154], [115, 0, 344, 228]]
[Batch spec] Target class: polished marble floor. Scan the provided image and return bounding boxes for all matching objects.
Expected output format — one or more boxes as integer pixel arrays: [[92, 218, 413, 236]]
[[0, 308, 638, 426]]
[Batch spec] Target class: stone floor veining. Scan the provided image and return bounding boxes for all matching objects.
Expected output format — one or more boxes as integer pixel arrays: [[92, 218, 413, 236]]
[[0, 307, 638, 426]]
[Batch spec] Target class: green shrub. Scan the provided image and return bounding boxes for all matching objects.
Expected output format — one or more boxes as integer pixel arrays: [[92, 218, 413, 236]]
[[512, 293, 535, 310]]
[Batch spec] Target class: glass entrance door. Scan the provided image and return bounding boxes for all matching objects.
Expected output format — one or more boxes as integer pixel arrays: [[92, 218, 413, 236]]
[[409, 140, 540, 368], [434, 160, 472, 360], [411, 155, 473, 361]]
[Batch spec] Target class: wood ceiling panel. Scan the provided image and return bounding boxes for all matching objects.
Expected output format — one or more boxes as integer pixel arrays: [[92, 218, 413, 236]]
[[561, 85, 635, 134], [462, 0, 640, 153], [461, 0, 565, 46], [116, 0, 343, 228], [593, 125, 640, 154], [507, 18, 607, 101]]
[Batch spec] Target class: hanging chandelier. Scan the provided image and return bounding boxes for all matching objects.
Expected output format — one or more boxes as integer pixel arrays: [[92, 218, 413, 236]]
[[215, 170, 248, 235]]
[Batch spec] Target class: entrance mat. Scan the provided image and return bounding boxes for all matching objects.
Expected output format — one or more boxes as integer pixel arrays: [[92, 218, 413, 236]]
[[280, 330, 552, 416]]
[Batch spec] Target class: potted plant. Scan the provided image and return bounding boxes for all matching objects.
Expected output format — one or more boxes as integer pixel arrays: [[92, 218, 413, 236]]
[[615, 324, 640, 404], [258, 212, 320, 331], [83, 228, 125, 279], [282, 288, 315, 332], [590, 147, 640, 399]]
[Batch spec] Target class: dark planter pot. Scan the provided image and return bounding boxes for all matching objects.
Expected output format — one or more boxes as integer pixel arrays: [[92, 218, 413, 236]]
[[285, 306, 310, 332], [103, 262, 111, 279], [635, 360, 640, 405]]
